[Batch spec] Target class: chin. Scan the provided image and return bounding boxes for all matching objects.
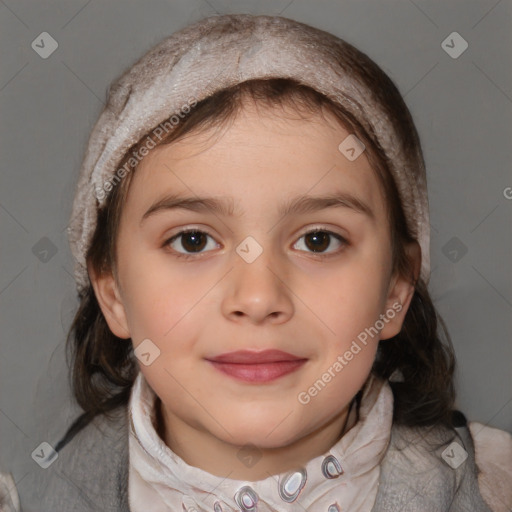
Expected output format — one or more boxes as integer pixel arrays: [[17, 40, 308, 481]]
[[229, 432, 299, 451], [216, 416, 306, 450]]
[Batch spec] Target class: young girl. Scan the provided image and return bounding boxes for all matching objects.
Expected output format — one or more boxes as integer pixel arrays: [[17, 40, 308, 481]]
[[2, 13, 511, 512]]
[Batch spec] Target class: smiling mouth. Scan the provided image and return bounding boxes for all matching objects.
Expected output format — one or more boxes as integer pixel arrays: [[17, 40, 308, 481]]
[[207, 360, 307, 383], [205, 349, 308, 383]]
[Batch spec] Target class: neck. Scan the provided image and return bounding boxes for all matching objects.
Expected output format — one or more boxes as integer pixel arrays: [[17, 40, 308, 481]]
[[156, 396, 358, 481]]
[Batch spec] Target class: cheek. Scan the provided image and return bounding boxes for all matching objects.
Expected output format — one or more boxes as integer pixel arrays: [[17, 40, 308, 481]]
[[120, 248, 209, 340], [308, 258, 390, 344], [125, 295, 203, 358], [126, 284, 206, 416]]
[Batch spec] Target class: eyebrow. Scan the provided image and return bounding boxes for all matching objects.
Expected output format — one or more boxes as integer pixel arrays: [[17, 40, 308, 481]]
[[140, 191, 374, 225]]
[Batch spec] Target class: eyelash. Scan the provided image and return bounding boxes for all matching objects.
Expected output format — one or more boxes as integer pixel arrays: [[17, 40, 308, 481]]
[[163, 226, 349, 260]]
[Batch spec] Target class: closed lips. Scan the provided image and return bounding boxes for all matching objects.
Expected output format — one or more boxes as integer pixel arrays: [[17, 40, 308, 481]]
[[205, 349, 308, 383], [206, 349, 306, 364]]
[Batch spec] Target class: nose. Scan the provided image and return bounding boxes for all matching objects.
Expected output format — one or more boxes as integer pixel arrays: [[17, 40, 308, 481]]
[[221, 246, 295, 325]]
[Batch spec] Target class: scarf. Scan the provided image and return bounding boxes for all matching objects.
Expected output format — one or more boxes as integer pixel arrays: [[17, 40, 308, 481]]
[[128, 371, 393, 512]]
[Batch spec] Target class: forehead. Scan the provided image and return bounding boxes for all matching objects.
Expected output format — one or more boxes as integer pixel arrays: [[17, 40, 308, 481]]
[[123, 102, 387, 224]]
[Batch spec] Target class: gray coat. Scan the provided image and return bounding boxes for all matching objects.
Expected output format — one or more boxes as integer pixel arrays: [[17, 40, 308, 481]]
[[16, 406, 492, 512]]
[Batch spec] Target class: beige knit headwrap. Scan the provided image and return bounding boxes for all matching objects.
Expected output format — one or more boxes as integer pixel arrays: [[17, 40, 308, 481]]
[[67, 14, 430, 294]]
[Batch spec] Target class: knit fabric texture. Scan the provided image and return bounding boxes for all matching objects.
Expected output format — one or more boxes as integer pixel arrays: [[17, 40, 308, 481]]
[[66, 14, 430, 293]]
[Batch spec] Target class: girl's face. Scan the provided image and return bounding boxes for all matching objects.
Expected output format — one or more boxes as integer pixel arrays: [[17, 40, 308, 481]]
[[91, 101, 417, 477]]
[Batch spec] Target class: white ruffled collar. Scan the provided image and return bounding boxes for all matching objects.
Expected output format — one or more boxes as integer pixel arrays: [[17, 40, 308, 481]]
[[128, 371, 394, 512]]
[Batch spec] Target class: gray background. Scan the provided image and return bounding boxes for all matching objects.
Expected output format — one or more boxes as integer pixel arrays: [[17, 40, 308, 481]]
[[1, 0, 511, 489]]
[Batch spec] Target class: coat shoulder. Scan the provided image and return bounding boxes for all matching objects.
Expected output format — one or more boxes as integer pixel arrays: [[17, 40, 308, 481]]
[[372, 420, 494, 511], [17, 406, 130, 512], [469, 421, 512, 512]]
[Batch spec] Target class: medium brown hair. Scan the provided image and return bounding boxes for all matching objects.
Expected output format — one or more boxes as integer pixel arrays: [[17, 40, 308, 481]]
[[63, 77, 457, 445]]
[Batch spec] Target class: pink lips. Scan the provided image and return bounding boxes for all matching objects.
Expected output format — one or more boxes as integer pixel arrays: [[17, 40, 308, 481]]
[[206, 349, 307, 383]]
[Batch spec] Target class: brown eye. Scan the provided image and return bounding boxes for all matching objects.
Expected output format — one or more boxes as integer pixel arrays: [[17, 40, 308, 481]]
[[294, 229, 347, 255], [180, 231, 207, 252], [304, 231, 330, 252], [166, 230, 218, 257]]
